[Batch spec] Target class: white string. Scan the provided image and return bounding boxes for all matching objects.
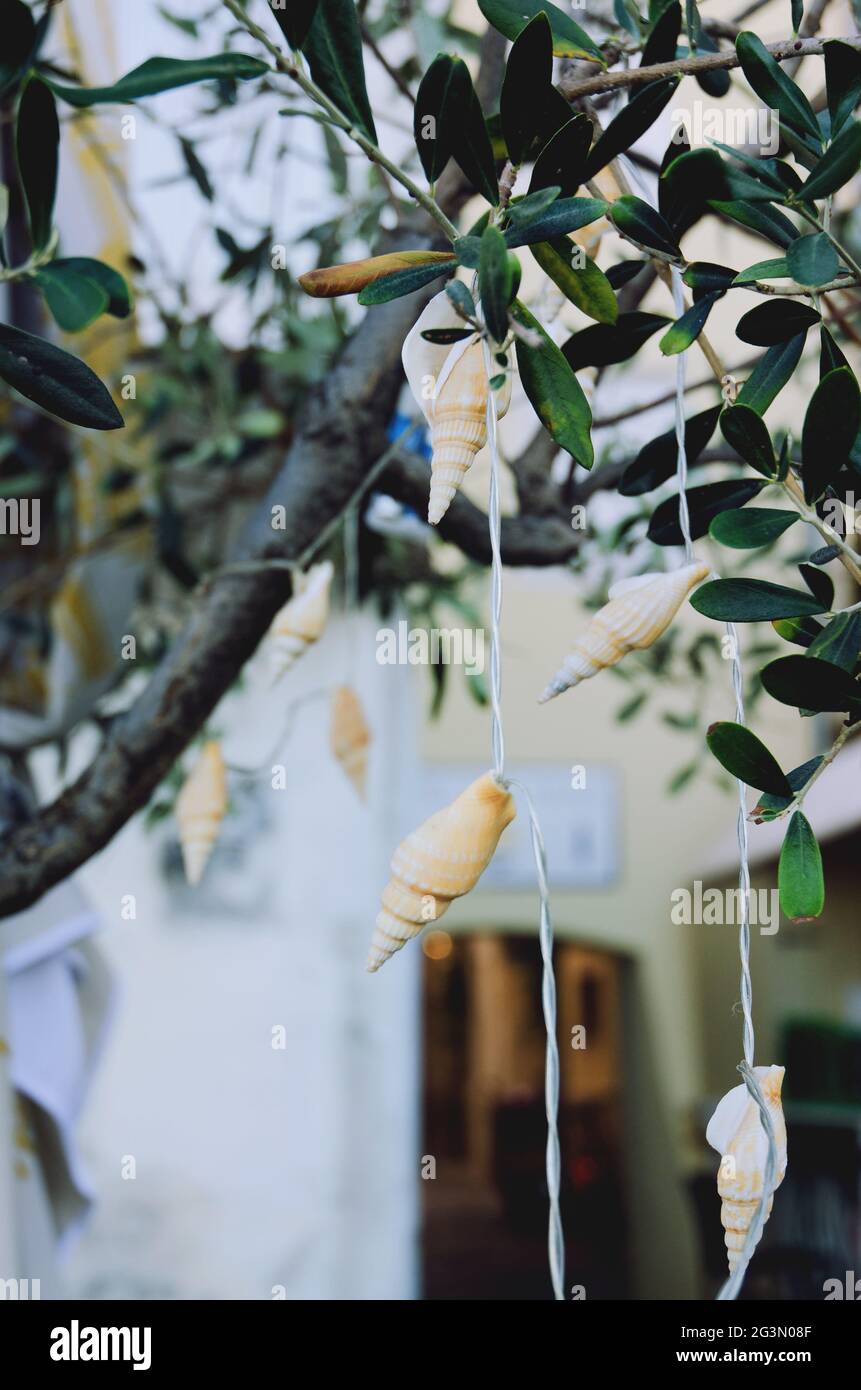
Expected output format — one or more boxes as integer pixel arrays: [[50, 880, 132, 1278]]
[[669, 265, 780, 1301], [481, 336, 565, 1301]]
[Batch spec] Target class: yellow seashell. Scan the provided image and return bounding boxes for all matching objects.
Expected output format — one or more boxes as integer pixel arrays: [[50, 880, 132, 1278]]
[[176, 741, 227, 886], [539, 560, 710, 702], [368, 771, 515, 973], [267, 560, 333, 681], [402, 291, 511, 527], [330, 684, 371, 801], [706, 1065, 787, 1274]]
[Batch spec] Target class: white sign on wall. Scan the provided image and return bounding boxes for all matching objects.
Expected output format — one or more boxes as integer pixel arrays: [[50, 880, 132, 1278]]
[[412, 762, 620, 890]]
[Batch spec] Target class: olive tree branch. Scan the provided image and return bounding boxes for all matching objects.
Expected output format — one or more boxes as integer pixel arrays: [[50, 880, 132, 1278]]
[[221, 0, 459, 240], [559, 34, 861, 101], [752, 717, 861, 822]]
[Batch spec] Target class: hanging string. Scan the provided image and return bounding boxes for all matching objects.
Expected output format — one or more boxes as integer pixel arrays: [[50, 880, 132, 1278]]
[[480, 336, 565, 1301], [342, 502, 361, 675], [669, 265, 780, 1302]]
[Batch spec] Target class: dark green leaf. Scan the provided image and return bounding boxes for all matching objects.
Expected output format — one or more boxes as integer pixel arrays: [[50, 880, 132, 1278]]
[[501, 12, 553, 165], [779, 811, 824, 921], [824, 39, 861, 135], [736, 299, 820, 346], [611, 195, 680, 259], [737, 334, 806, 414], [732, 257, 791, 284], [585, 77, 680, 178], [57, 258, 133, 318], [772, 615, 823, 648], [802, 367, 861, 503], [357, 259, 453, 304], [798, 562, 834, 609], [445, 280, 476, 319], [736, 30, 822, 145], [414, 54, 459, 183], [303, 0, 377, 143], [529, 115, 592, 196], [694, 24, 731, 97], [454, 235, 482, 268], [709, 198, 800, 250], [762, 653, 861, 710], [0, 321, 123, 429], [706, 721, 792, 795], [477, 0, 605, 62], [659, 291, 721, 354], [34, 263, 109, 332], [479, 225, 512, 342], [618, 404, 721, 496], [446, 58, 498, 204], [421, 327, 473, 344], [691, 578, 829, 621], [530, 241, 618, 325], [751, 755, 822, 821], [179, 136, 214, 201], [807, 611, 861, 671], [820, 325, 850, 374], [16, 79, 58, 251], [797, 119, 861, 200], [268, 0, 320, 49], [504, 195, 607, 247], [47, 53, 269, 107], [641, 2, 681, 69], [719, 404, 777, 476], [792, 0, 803, 31], [709, 508, 797, 548], [505, 186, 562, 225], [511, 300, 593, 467], [648, 479, 762, 545], [786, 232, 840, 286], [683, 262, 737, 294], [606, 260, 647, 289], [562, 311, 670, 371], [0, 0, 36, 100]]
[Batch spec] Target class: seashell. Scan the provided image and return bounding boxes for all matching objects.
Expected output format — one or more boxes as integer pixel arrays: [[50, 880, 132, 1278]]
[[176, 740, 228, 886], [538, 559, 710, 702], [330, 684, 371, 801], [368, 771, 515, 973], [402, 291, 511, 526], [266, 560, 333, 681], [706, 1065, 787, 1274]]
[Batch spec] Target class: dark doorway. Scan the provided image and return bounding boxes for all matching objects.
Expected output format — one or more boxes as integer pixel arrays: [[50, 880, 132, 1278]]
[[421, 930, 632, 1299]]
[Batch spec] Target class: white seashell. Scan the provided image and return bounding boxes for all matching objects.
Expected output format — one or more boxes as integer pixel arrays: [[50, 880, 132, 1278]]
[[706, 1065, 787, 1274], [176, 741, 227, 886], [402, 291, 511, 526], [368, 771, 515, 972], [538, 559, 710, 702], [330, 684, 371, 801], [266, 560, 333, 681]]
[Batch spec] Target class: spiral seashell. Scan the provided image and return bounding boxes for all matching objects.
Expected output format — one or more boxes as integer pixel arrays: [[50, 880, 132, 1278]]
[[368, 771, 515, 973], [402, 291, 511, 526], [706, 1065, 787, 1274], [538, 560, 710, 702], [176, 740, 227, 886], [330, 684, 371, 801], [267, 560, 333, 682]]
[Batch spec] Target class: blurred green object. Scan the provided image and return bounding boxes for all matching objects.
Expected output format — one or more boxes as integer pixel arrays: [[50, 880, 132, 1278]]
[[782, 1018, 861, 1109]]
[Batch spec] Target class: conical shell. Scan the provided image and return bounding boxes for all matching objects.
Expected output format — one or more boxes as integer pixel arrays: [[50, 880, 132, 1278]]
[[176, 740, 227, 886], [706, 1065, 787, 1274], [368, 771, 515, 973], [402, 291, 511, 526], [267, 560, 333, 681], [330, 684, 371, 801], [539, 560, 710, 702]]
